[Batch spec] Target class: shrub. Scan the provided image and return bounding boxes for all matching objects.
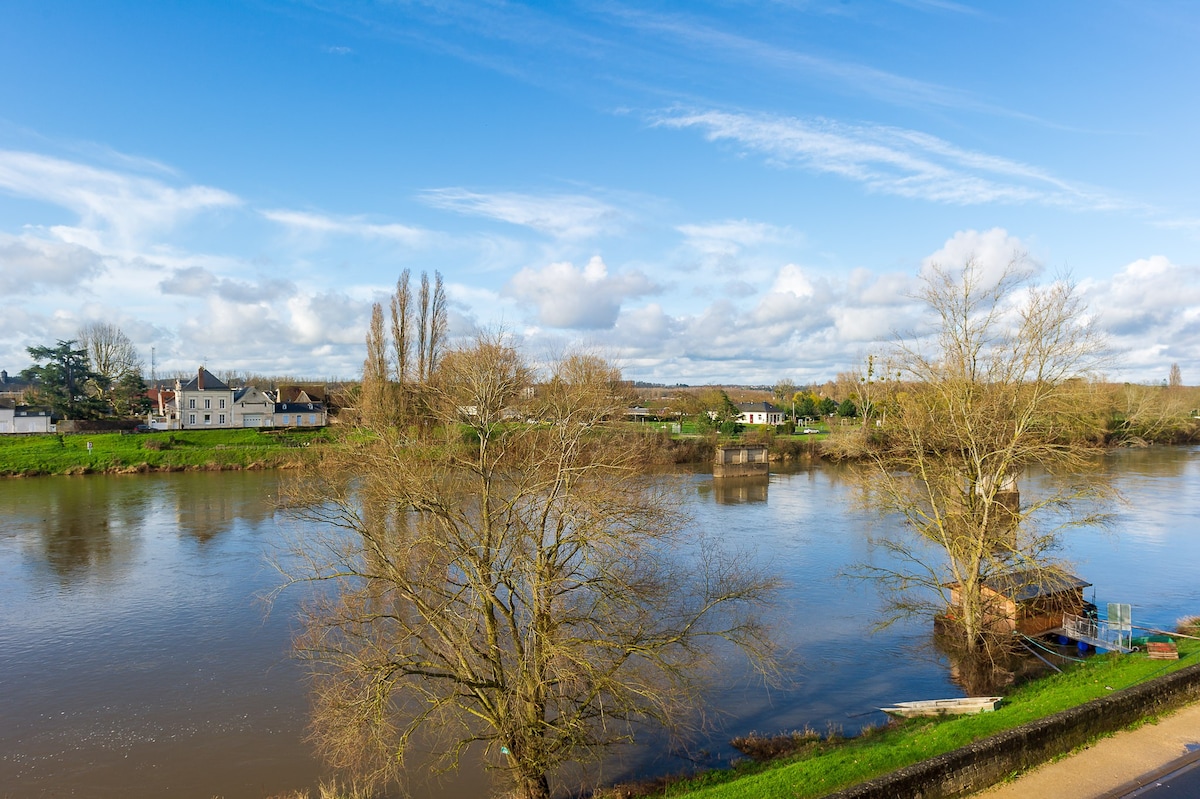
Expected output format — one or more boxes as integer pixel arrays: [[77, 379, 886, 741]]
[[730, 727, 821, 762]]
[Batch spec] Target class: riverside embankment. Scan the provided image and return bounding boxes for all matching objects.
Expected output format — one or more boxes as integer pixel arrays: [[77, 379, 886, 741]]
[[0, 427, 328, 476]]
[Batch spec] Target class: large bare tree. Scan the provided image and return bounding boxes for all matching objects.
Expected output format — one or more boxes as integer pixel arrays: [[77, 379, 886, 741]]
[[838, 257, 1110, 660], [281, 336, 778, 799], [77, 321, 141, 385]]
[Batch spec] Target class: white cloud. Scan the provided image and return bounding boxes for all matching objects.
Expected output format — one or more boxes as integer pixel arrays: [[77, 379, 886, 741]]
[[260, 209, 430, 246], [0, 150, 240, 244], [677, 219, 794, 256], [0, 234, 106, 294], [421, 188, 623, 240], [920, 227, 1033, 284], [506, 255, 658, 329], [1086, 256, 1200, 377], [656, 110, 1126, 210]]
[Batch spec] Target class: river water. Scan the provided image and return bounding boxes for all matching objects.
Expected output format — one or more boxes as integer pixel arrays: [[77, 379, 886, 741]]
[[1, 446, 1197, 798]]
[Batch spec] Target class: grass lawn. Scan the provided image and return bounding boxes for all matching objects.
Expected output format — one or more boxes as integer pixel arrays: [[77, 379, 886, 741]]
[[643, 641, 1198, 798], [0, 427, 330, 475]]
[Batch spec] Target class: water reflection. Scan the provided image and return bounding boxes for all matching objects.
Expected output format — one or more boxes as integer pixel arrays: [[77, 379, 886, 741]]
[[37, 477, 145, 583], [0, 471, 321, 799], [704, 475, 770, 504], [172, 470, 275, 542], [0, 448, 1198, 798]]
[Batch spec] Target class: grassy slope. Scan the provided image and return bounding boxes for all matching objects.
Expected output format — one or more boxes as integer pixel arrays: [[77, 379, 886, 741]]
[[656, 642, 1197, 799], [0, 428, 330, 475]]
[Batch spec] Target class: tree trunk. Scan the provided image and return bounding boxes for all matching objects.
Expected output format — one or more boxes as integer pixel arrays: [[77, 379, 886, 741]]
[[518, 772, 551, 799]]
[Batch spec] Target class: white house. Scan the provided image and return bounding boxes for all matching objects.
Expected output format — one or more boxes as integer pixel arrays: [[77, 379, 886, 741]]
[[233, 386, 275, 427], [176, 368, 236, 429], [0, 401, 55, 434], [736, 401, 785, 426]]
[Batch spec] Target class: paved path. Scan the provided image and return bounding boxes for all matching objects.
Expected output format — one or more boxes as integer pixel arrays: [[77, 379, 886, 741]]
[[975, 702, 1200, 798]]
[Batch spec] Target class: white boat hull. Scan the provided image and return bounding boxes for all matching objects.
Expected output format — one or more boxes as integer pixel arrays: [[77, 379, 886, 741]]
[[880, 697, 1002, 717]]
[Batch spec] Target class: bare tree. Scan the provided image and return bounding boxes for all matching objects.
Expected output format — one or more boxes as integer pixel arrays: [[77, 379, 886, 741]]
[[426, 270, 447, 379], [389, 269, 412, 384], [78, 321, 141, 383], [359, 303, 391, 428], [836, 257, 1110, 660], [414, 271, 447, 383], [281, 336, 778, 799], [1169, 362, 1183, 389]]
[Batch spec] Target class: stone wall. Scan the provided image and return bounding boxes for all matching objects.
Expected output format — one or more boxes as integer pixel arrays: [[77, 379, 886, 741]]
[[825, 662, 1200, 799]]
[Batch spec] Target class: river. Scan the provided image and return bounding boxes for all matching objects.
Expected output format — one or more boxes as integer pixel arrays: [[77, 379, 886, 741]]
[[1, 446, 1197, 798]]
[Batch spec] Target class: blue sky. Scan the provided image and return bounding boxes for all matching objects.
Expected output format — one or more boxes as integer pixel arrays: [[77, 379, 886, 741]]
[[2, 1, 1199, 385]]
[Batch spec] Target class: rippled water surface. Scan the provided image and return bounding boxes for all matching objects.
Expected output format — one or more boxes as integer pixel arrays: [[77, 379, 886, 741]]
[[1, 446, 1197, 797]]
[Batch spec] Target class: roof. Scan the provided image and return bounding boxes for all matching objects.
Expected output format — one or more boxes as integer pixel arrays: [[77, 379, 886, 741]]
[[180, 368, 230, 392], [233, 386, 269, 402], [982, 569, 1091, 603], [736, 401, 784, 414], [275, 402, 324, 412], [277, 385, 327, 403]]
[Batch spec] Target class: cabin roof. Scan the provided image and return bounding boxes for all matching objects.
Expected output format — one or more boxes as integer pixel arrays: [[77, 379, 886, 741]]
[[982, 569, 1091, 603]]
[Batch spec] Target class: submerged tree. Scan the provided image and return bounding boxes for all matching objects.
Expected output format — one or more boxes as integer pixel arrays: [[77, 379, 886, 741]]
[[280, 337, 778, 799], [837, 256, 1110, 660]]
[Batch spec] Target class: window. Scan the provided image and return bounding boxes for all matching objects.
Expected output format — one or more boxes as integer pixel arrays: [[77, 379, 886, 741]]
[[189, 398, 195, 409], [282, 415, 290, 425], [189, 413, 196, 425], [204, 414, 211, 425], [308, 414, 316, 425], [220, 398, 226, 409], [204, 398, 211, 409], [219, 414, 226, 425]]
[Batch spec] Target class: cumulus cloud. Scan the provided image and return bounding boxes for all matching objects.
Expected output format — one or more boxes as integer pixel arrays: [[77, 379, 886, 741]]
[[159, 266, 296, 304], [920, 227, 1033, 283], [506, 255, 658, 329], [0, 234, 106, 294], [421, 188, 623, 240], [0, 150, 240, 244], [1084, 255, 1200, 378], [656, 109, 1126, 210]]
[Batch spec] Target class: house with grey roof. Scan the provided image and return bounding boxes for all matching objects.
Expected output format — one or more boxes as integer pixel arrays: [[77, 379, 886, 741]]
[[175, 368, 236, 429], [735, 401, 785, 426]]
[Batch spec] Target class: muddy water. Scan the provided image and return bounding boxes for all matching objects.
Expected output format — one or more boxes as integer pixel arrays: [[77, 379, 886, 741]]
[[1, 447, 1197, 797]]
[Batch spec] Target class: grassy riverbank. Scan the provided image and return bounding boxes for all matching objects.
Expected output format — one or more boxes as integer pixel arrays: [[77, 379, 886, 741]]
[[0, 428, 331, 476], [619, 639, 1198, 799]]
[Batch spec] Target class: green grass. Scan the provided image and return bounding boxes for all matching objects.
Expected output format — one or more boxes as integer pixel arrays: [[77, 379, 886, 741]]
[[649, 641, 1198, 799], [0, 427, 331, 476]]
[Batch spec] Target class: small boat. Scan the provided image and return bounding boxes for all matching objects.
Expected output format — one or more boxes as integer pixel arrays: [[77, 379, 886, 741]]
[[879, 696, 1002, 718]]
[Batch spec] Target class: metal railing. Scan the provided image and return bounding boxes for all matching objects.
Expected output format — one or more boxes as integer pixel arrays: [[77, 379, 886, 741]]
[[1062, 612, 1133, 653]]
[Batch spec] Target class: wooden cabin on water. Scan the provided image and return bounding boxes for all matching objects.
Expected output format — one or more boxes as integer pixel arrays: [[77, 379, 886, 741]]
[[946, 568, 1092, 637]]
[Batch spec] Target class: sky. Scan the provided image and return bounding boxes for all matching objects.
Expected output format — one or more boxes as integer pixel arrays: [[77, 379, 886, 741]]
[[2, 1, 1199, 386]]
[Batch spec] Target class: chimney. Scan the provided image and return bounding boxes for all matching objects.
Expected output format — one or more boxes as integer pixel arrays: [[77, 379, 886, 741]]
[[198, 367, 204, 390]]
